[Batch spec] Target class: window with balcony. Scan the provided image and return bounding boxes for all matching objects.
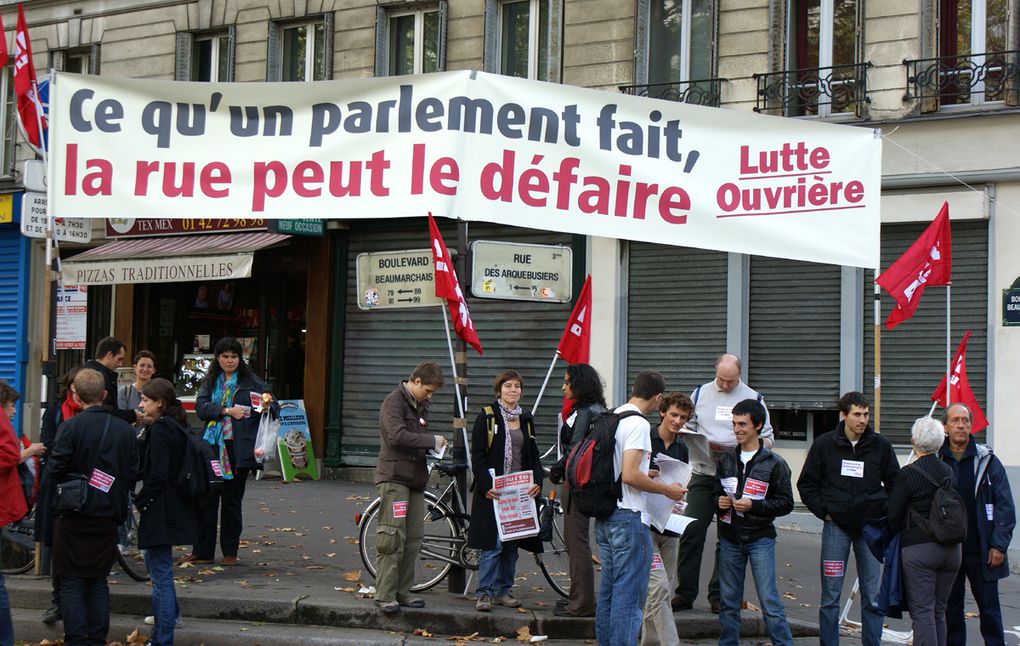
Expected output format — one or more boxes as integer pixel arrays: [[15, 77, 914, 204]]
[[624, 0, 721, 106], [756, 0, 868, 117], [484, 0, 562, 82], [268, 15, 334, 82], [905, 0, 1017, 110], [175, 30, 235, 82], [376, 4, 445, 76]]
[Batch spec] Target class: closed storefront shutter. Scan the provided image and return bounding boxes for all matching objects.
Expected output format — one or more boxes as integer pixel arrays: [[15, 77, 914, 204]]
[[748, 256, 842, 415], [627, 243, 728, 397], [0, 228, 28, 398], [864, 219, 988, 444], [340, 219, 573, 465]]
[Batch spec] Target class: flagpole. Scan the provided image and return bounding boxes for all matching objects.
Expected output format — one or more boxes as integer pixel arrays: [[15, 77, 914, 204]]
[[873, 279, 881, 433], [439, 307, 471, 475], [945, 283, 952, 408], [531, 351, 560, 417]]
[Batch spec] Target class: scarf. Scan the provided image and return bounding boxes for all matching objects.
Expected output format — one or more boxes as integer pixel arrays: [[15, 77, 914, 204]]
[[203, 373, 238, 479], [497, 400, 523, 474], [60, 392, 82, 423]]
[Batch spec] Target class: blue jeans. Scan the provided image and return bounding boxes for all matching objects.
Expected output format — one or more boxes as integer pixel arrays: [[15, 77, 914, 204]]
[[145, 546, 180, 646], [947, 552, 1004, 646], [61, 576, 110, 646], [477, 536, 520, 598], [718, 536, 793, 646], [595, 508, 652, 646], [0, 571, 12, 646], [819, 521, 883, 646]]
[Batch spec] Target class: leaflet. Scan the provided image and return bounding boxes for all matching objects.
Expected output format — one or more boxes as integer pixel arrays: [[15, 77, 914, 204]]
[[491, 470, 540, 542], [646, 454, 695, 534]]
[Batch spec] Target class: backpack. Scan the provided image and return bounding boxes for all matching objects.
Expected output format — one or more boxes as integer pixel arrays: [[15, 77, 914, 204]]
[[564, 410, 643, 519], [907, 464, 967, 545], [173, 424, 224, 502]]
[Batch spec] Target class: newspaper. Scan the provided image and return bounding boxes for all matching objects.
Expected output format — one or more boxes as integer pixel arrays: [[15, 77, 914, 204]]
[[646, 454, 697, 535], [491, 469, 540, 541]]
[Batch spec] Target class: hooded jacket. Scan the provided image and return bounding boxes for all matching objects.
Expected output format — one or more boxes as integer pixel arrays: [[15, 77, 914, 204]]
[[938, 437, 1016, 580], [714, 443, 793, 544], [797, 423, 900, 535]]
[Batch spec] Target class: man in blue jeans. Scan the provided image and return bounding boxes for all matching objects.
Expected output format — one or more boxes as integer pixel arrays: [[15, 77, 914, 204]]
[[796, 392, 899, 646], [595, 370, 687, 645], [715, 399, 794, 646]]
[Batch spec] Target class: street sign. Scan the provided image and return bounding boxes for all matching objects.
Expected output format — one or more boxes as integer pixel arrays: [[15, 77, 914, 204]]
[[1004, 277, 1020, 326], [470, 240, 572, 303], [23, 159, 46, 192], [20, 193, 92, 242], [356, 249, 442, 310]]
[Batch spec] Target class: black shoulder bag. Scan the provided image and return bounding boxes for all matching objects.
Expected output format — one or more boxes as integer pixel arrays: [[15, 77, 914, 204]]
[[56, 415, 111, 514]]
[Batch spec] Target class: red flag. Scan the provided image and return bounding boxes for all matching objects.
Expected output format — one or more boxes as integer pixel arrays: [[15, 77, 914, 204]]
[[556, 274, 592, 365], [14, 4, 45, 150], [931, 330, 989, 434], [428, 214, 482, 355], [876, 202, 952, 329]]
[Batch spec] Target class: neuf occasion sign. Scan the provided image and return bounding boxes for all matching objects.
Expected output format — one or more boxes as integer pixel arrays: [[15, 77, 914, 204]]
[[48, 71, 881, 268]]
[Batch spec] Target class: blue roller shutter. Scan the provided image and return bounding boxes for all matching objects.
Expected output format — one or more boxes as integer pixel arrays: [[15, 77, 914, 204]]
[[0, 226, 30, 421]]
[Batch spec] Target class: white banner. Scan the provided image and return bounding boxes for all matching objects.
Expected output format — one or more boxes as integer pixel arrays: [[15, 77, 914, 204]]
[[55, 283, 87, 350], [61, 253, 254, 285], [49, 71, 881, 267]]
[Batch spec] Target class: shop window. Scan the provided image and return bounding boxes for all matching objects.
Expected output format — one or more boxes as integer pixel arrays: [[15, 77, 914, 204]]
[[175, 29, 235, 82], [376, 4, 445, 76], [484, 0, 562, 82], [0, 69, 14, 178], [269, 15, 334, 82]]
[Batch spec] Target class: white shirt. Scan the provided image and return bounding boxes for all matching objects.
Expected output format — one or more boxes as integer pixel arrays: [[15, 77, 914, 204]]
[[612, 403, 652, 515], [740, 449, 756, 466]]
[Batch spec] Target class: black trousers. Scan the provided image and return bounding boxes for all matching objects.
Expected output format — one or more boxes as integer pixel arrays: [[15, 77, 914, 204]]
[[194, 466, 252, 560], [61, 576, 109, 646]]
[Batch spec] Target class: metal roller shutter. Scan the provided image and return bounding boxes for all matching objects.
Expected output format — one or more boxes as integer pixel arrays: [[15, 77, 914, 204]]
[[340, 219, 573, 465], [0, 229, 28, 403], [627, 243, 728, 396], [864, 219, 988, 444], [748, 256, 842, 411]]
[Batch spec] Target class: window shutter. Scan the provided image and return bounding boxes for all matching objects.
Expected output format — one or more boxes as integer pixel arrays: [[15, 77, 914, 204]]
[[89, 43, 101, 75], [483, 0, 498, 73], [374, 6, 387, 76], [546, 0, 564, 83], [323, 12, 335, 79], [226, 24, 236, 82], [919, 0, 939, 113], [175, 32, 193, 81], [266, 22, 281, 81], [438, 0, 449, 71]]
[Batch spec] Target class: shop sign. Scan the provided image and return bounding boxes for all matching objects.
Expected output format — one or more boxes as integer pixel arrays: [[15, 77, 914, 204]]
[[267, 219, 324, 236], [55, 283, 87, 350], [21, 193, 92, 242], [275, 400, 320, 482], [1004, 278, 1020, 326], [105, 217, 268, 238], [0, 194, 12, 224], [61, 252, 255, 285], [355, 249, 442, 310], [470, 240, 572, 303]]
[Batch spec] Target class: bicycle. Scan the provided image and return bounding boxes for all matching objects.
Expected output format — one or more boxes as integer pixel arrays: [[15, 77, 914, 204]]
[[356, 462, 571, 597]]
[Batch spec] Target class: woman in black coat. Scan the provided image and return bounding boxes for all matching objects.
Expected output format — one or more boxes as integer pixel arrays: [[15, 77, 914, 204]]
[[186, 337, 277, 566], [136, 378, 198, 646], [467, 369, 543, 612]]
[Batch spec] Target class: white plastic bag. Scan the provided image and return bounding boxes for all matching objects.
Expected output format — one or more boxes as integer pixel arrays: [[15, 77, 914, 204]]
[[254, 411, 281, 464]]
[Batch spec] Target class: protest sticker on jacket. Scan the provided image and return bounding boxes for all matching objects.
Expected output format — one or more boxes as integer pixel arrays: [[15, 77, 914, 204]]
[[492, 470, 540, 541], [49, 71, 881, 268]]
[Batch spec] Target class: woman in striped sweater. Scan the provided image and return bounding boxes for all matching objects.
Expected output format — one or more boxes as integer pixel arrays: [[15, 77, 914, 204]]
[[887, 416, 962, 646]]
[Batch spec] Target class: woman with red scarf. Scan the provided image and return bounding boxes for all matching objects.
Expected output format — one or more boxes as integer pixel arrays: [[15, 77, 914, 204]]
[[34, 367, 83, 625]]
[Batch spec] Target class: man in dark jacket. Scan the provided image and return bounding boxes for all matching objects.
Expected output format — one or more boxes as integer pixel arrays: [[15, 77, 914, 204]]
[[715, 398, 794, 646], [938, 403, 1015, 646], [373, 362, 447, 614], [47, 369, 138, 646], [796, 391, 899, 646], [83, 336, 140, 426]]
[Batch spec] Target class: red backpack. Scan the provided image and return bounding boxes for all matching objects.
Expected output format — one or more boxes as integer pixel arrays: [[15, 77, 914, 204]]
[[564, 410, 643, 519]]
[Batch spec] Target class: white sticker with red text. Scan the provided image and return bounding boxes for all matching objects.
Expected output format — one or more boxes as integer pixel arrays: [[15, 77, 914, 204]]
[[650, 553, 665, 572], [88, 468, 115, 493], [210, 460, 223, 477], [392, 501, 408, 519], [823, 560, 845, 577], [743, 478, 768, 500]]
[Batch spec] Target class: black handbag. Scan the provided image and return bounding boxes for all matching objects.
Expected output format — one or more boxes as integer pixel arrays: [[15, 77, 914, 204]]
[[55, 415, 110, 514]]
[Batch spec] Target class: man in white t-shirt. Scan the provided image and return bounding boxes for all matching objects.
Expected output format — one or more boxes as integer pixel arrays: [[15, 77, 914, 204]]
[[595, 370, 687, 646]]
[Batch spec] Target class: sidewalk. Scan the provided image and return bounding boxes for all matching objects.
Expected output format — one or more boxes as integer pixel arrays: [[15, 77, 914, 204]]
[[8, 477, 822, 644]]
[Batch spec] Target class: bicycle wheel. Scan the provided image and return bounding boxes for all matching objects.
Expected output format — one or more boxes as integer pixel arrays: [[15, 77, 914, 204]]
[[1, 512, 37, 575], [116, 503, 149, 582], [535, 500, 570, 598], [358, 490, 460, 592]]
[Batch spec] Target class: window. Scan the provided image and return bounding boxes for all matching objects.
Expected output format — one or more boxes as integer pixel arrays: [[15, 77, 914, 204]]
[[387, 8, 441, 75], [0, 69, 14, 176], [176, 29, 234, 82], [501, 0, 550, 79], [646, 0, 714, 86], [786, 0, 861, 116], [283, 21, 328, 82], [939, 0, 1009, 105], [51, 45, 100, 75]]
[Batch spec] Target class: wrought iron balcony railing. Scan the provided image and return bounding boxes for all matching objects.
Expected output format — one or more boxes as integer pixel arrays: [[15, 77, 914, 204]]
[[904, 50, 1020, 107], [618, 78, 726, 107], [754, 62, 871, 117]]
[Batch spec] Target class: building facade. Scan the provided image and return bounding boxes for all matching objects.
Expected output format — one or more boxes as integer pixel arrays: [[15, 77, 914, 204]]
[[4, 1, 1017, 510]]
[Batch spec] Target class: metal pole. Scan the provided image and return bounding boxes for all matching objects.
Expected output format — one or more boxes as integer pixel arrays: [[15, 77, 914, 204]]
[[447, 220, 469, 594], [946, 283, 952, 407], [531, 352, 560, 417], [873, 279, 881, 433]]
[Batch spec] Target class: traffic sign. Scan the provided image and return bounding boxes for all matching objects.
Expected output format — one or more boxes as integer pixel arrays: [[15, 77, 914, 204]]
[[20, 193, 92, 242], [470, 240, 572, 303], [356, 249, 442, 310]]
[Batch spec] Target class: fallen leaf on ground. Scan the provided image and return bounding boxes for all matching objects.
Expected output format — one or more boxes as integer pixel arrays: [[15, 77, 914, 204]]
[[516, 626, 532, 643], [516, 607, 528, 613], [343, 570, 362, 581], [126, 629, 148, 644], [414, 628, 433, 637]]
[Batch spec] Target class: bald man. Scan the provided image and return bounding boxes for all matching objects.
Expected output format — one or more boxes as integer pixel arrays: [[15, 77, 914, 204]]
[[673, 354, 773, 613]]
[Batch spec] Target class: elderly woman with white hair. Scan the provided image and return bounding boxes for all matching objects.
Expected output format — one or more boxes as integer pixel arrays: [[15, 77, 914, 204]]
[[887, 416, 963, 646]]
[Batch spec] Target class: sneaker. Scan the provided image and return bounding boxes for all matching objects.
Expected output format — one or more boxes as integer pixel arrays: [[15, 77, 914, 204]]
[[397, 597, 425, 608], [494, 594, 521, 608], [144, 615, 183, 627], [475, 593, 492, 612], [41, 605, 60, 625], [710, 599, 721, 614], [375, 600, 400, 614]]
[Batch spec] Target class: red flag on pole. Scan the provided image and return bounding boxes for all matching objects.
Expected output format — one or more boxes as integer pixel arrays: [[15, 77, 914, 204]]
[[556, 274, 592, 365], [13, 4, 45, 150], [876, 202, 952, 330], [428, 213, 482, 355], [930, 330, 988, 433]]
